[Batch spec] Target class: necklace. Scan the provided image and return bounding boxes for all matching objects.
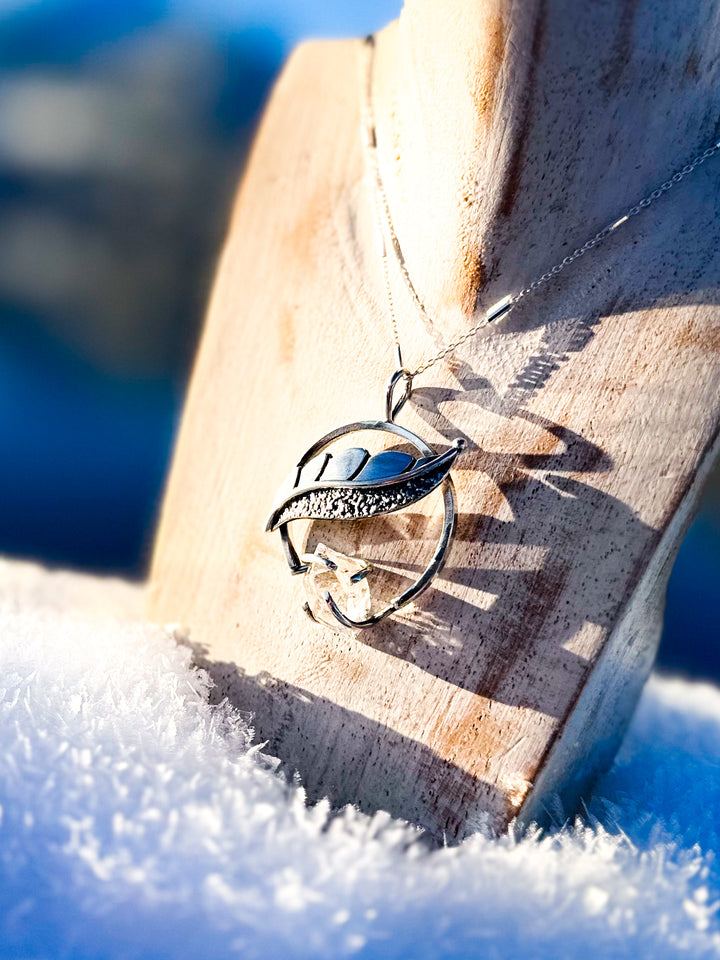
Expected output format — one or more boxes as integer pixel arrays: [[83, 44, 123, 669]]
[[265, 34, 720, 631]]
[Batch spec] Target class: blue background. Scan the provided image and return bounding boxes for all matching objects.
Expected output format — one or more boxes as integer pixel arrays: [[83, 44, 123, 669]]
[[0, 0, 717, 677]]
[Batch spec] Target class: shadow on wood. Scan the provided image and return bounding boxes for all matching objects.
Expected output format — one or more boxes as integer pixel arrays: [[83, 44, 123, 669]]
[[148, 0, 720, 840]]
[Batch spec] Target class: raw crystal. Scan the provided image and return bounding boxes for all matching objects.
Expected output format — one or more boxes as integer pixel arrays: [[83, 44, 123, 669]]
[[301, 543, 372, 630]]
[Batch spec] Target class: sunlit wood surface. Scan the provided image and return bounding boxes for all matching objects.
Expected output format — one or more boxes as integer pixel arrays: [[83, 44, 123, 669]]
[[148, 0, 720, 840]]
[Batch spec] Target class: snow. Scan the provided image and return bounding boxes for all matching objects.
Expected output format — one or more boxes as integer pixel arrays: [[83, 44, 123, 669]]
[[0, 560, 719, 959]]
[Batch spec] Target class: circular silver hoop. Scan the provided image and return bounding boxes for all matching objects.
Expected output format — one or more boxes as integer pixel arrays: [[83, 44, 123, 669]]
[[277, 419, 457, 628]]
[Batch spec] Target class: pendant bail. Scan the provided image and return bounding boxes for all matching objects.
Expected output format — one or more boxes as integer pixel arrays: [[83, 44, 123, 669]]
[[386, 368, 413, 422]]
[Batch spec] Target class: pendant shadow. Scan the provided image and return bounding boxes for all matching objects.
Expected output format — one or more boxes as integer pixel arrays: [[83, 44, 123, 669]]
[[323, 409, 659, 720]]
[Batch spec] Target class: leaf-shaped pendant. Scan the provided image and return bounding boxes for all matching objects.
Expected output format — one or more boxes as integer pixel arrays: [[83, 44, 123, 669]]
[[265, 415, 464, 630], [265, 443, 460, 531]]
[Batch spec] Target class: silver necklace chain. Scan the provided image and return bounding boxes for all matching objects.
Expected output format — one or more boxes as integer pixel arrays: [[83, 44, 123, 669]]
[[362, 35, 720, 382]]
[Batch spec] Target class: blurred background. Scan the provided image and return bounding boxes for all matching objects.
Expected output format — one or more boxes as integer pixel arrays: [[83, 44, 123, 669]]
[[0, 0, 717, 677]]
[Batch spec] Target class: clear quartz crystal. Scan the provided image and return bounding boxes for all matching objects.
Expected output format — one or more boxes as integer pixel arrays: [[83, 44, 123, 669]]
[[301, 543, 372, 630]]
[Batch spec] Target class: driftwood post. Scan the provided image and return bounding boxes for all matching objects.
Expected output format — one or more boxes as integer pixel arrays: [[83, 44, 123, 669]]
[[148, 0, 720, 840]]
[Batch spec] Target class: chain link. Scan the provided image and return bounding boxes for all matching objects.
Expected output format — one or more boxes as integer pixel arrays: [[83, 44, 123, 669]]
[[362, 36, 720, 380]]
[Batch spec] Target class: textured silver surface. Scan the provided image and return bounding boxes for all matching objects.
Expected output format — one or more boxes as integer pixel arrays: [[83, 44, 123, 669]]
[[274, 467, 446, 527]]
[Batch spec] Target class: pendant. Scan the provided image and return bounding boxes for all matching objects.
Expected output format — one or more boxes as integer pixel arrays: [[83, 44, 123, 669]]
[[265, 370, 464, 629]]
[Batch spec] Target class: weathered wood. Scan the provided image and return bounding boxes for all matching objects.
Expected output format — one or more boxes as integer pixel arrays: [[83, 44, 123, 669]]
[[148, 0, 720, 840]]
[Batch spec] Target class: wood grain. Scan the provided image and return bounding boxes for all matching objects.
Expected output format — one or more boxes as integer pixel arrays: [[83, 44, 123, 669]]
[[148, 0, 720, 840]]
